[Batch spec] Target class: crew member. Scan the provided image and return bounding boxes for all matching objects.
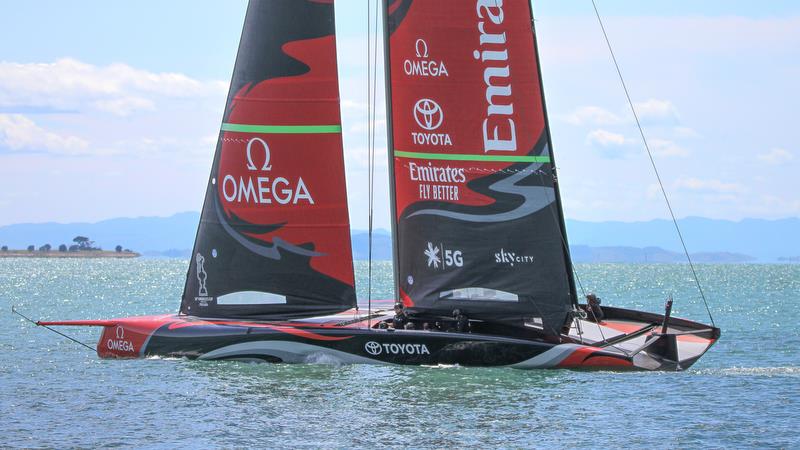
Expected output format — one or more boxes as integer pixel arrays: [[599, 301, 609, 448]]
[[453, 309, 470, 333], [392, 303, 408, 329], [585, 293, 604, 322]]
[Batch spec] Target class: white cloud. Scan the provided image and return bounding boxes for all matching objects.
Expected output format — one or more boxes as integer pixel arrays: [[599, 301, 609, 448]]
[[562, 99, 679, 127], [537, 16, 800, 66], [0, 58, 226, 115], [633, 99, 680, 124], [561, 106, 623, 126], [586, 129, 629, 147], [649, 138, 689, 158], [92, 97, 155, 116], [674, 177, 745, 194], [585, 129, 638, 159], [758, 148, 794, 165], [0, 114, 91, 155]]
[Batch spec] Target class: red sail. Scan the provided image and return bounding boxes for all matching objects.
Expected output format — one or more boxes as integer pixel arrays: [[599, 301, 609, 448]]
[[386, 0, 576, 333], [181, 1, 355, 319]]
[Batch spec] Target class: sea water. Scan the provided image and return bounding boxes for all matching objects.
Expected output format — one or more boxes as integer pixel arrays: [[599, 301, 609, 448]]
[[0, 259, 797, 448]]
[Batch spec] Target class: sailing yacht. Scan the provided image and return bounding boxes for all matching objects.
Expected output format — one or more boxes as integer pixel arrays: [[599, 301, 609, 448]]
[[40, 0, 719, 370]]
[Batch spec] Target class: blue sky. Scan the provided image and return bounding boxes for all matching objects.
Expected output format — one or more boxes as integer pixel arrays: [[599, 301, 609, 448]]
[[0, 1, 797, 228]]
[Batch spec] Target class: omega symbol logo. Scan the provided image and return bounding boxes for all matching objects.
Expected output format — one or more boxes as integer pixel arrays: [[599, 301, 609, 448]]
[[115, 325, 125, 339], [246, 137, 272, 171], [364, 341, 383, 356], [413, 98, 443, 131], [415, 38, 429, 58]]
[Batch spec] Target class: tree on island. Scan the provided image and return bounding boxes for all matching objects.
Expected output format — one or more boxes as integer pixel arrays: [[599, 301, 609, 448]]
[[1, 246, 7, 252], [68, 245, 79, 252], [72, 236, 99, 251], [27, 245, 35, 252], [115, 245, 123, 253], [39, 244, 52, 252], [58, 244, 67, 252]]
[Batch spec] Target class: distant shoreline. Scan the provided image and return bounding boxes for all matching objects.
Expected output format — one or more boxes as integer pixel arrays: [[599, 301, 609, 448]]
[[0, 250, 140, 258]]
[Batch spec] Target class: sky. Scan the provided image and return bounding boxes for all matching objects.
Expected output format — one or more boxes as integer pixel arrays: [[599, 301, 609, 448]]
[[0, 1, 797, 229]]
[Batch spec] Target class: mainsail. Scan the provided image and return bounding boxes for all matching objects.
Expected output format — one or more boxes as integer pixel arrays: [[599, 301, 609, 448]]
[[181, 0, 356, 319], [384, 0, 577, 334]]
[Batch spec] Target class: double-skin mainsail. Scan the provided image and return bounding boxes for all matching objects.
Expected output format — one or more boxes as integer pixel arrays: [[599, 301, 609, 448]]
[[384, 0, 578, 335], [181, 0, 356, 319]]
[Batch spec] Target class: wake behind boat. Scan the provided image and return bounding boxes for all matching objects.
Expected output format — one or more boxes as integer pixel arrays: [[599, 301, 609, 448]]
[[35, 0, 718, 371]]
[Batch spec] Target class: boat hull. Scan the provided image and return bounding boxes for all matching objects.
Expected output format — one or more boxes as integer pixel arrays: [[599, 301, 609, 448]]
[[41, 308, 717, 371]]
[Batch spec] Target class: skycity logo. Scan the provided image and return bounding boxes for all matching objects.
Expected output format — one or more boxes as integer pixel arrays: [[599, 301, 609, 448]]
[[403, 38, 449, 78], [424, 242, 463, 270], [412, 99, 452, 147], [220, 137, 314, 206], [495, 248, 534, 267], [364, 341, 431, 356]]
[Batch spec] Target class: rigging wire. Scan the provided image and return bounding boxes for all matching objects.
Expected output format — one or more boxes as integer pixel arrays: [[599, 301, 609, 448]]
[[366, 0, 380, 326], [12, 306, 96, 353], [590, 0, 715, 327], [366, 0, 371, 323]]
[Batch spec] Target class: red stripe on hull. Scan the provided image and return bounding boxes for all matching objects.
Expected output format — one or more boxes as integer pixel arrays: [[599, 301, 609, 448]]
[[557, 346, 633, 369]]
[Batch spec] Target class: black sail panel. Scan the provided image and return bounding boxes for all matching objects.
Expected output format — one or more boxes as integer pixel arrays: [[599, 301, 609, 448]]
[[181, 0, 356, 319], [385, 0, 576, 333]]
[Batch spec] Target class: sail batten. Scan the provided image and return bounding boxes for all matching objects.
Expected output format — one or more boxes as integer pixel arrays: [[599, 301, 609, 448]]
[[180, 0, 355, 320], [384, 0, 575, 333]]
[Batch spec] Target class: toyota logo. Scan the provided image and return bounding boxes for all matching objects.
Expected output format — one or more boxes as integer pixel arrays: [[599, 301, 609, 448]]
[[364, 341, 382, 356], [115, 325, 125, 339], [413, 98, 443, 131]]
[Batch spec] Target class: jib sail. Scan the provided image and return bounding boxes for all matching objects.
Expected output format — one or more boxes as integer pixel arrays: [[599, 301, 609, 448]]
[[384, 0, 577, 334], [181, 0, 356, 319]]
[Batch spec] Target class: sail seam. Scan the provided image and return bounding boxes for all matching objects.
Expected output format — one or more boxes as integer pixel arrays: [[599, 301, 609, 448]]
[[221, 123, 342, 134], [395, 150, 551, 163]]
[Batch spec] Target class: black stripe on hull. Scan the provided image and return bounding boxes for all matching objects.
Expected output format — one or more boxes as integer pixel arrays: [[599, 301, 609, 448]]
[[140, 324, 632, 369]]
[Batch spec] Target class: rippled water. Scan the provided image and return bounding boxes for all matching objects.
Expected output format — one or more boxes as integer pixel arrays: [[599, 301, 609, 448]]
[[1, 259, 798, 448]]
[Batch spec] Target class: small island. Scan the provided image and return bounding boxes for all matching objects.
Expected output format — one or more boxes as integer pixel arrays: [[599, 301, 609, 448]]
[[0, 236, 140, 258]]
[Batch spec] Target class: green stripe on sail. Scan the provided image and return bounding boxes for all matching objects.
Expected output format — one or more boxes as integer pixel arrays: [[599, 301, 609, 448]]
[[221, 123, 342, 134], [394, 150, 551, 163]]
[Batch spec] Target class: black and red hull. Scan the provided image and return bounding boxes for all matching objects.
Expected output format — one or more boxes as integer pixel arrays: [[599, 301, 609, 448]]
[[40, 306, 718, 371]]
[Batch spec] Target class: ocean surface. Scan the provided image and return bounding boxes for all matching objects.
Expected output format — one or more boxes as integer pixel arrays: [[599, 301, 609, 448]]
[[1, 259, 798, 448]]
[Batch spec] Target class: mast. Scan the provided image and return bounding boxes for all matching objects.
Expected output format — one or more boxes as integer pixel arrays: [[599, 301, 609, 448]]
[[528, 1, 579, 308], [381, 0, 401, 304]]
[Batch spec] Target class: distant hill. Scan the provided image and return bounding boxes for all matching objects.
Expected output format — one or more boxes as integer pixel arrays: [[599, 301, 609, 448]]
[[569, 245, 755, 263], [565, 217, 799, 262], [0, 212, 199, 256], [0, 212, 796, 262]]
